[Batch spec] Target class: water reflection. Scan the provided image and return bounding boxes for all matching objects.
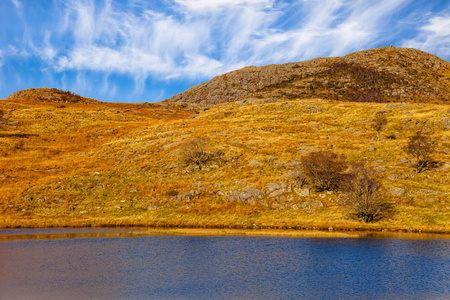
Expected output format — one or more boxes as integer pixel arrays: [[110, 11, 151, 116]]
[[0, 232, 449, 299]]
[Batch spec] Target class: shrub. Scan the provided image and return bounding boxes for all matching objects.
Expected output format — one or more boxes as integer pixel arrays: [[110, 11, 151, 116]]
[[405, 131, 435, 173], [183, 138, 213, 170], [371, 111, 387, 140], [300, 150, 347, 191], [342, 163, 390, 223]]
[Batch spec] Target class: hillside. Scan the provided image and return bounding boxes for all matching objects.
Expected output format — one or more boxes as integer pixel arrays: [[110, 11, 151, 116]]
[[167, 47, 450, 105], [0, 48, 449, 232], [6, 88, 97, 104]]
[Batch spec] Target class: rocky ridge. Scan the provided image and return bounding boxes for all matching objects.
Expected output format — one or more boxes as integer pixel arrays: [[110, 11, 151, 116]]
[[7, 88, 96, 104], [167, 47, 450, 105]]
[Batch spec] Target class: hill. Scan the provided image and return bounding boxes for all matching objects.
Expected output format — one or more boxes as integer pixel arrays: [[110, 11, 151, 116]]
[[0, 48, 449, 232], [6, 88, 98, 104], [167, 47, 450, 105]]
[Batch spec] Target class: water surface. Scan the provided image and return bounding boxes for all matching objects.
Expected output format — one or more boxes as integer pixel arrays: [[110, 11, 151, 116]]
[[0, 230, 448, 299]]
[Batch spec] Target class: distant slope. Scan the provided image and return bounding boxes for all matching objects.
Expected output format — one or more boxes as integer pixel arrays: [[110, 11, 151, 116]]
[[167, 47, 450, 105], [6, 88, 98, 104]]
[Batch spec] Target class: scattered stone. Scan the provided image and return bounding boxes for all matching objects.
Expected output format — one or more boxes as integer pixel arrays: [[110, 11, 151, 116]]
[[247, 159, 264, 167], [387, 174, 399, 180], [147, 205, 159, 211], [265, 182, 281, 193], [389, 187, 406, 197], [226, 187, 264, 204], [417, 189, 445, 195], [293, 187, 310, 197], [441, 118, 450, 129], [375, 166, 387, 173]]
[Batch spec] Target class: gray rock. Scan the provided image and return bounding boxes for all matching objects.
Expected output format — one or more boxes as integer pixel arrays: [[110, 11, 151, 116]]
[[293, 187, 310, 197], [147, 205, 159, 211], [387, 174, 399, 180], [375, 166, 387, 173], [268, 189, 286, 198], [247, 159, 264, 167], [389, 187, 406, 197], [417, 189, 445, 195], [226, 187, 264, 203], [265, 182, 281, 192], [441, 118, 450, 129]]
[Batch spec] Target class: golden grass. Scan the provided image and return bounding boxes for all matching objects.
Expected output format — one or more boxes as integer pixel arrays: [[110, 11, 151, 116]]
[[0, 97, 449, 232]]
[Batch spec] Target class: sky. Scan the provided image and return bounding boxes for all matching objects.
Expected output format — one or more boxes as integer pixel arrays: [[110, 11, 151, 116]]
[[0, 0, 449, 103]]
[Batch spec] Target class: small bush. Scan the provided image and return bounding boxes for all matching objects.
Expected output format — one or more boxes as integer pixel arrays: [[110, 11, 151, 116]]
[[300, 150, 347, 191], [405, 131, 435, 173], [371, 111, 387, 140], [183, 138, 213, 170], [342, 163, 390, 223]]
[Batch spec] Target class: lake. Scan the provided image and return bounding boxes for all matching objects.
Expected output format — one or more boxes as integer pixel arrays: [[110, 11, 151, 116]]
[[0, 229, 449, 299]]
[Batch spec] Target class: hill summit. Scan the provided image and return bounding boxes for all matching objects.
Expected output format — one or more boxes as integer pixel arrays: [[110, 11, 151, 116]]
[[167, 47, 450, 105], [7, 88, 96, 104]]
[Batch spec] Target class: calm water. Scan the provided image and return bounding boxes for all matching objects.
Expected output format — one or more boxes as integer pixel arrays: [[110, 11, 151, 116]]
[[0, 230, 449, 299]]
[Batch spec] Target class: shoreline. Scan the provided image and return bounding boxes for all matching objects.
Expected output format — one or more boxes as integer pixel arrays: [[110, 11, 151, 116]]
[[1, 219, 450, 239], [1, 227, 450, 241]]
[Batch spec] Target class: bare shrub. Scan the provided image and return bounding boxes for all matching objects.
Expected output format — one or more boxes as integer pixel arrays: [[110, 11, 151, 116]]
[[343, 163, 390, 223], [183, 138, 213, 170], [371, 111, 387, 140], [300, 150, 347, 191], [405, 131, 435, 173]]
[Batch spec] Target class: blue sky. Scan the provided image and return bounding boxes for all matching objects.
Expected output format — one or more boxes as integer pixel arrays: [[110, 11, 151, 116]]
[[1, 0, 449, 103]]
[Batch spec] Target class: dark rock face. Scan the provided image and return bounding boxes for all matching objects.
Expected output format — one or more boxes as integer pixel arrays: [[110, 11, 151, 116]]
[[166, 47, 450, 105]]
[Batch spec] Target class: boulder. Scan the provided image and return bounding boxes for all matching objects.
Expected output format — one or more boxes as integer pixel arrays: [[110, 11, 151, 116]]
[[389, 187, 406, 197]]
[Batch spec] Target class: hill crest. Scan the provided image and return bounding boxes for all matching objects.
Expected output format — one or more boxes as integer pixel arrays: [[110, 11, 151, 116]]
[[166, 47, 450, 105], [6, 88, 97, 104]]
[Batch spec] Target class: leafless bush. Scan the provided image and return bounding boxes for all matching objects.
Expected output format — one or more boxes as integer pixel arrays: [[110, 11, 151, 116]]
[[183, 138, 213, 170], [405, 131, 435, 173], [371, 111, 387, 140], [342, 163, 390, 223], [300, 150, 347, 191]]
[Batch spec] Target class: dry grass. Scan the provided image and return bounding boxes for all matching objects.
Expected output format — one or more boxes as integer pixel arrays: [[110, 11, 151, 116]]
[[0, 96, 449, 232]]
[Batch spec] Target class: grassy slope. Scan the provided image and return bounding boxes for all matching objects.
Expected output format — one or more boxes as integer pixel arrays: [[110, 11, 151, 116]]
[[0, 97, 449, 232]]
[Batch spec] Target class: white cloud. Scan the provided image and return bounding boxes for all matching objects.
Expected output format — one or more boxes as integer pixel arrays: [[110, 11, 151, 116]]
[[173, 0, 272, 12], [402, 15, 450, 58], [17, 0, 447, 101], [10, 0, 22, 9]]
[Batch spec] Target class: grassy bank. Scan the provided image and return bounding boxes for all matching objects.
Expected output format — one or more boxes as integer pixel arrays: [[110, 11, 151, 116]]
[[1, 98, 449, 232]]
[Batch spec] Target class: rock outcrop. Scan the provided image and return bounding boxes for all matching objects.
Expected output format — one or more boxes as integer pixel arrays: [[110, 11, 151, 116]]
[[166, 47, 450, 105], [7, 88, 95, 104]]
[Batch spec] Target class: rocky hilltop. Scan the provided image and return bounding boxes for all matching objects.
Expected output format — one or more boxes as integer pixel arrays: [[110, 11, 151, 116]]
[[167, 47, 450, 105], [7, 88, 96, 104]]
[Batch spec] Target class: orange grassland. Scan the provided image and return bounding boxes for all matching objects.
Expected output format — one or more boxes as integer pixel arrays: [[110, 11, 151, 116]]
[[0, 94, 449, 232]]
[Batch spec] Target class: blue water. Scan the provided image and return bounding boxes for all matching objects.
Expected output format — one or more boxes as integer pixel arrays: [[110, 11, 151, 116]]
[[0, 233, 449, 299]]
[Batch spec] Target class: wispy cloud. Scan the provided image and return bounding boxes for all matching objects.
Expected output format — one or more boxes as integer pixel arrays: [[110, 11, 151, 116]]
[[173, 0, 273, 12], [10, 0, 22, 9], [402, 15, 450, 58], [1, 0, 449, 102], [54, 0, 412, 80]]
